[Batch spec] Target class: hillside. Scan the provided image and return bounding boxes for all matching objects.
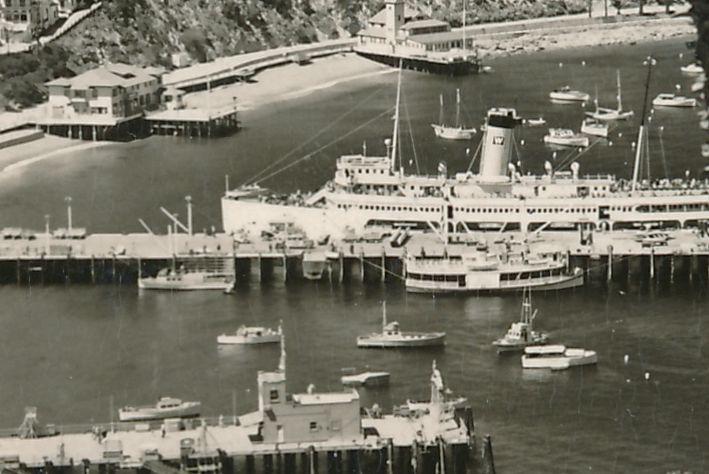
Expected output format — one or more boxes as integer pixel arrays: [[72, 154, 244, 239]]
[[1, 0, 589, 108], [55, 0, 588, 70]]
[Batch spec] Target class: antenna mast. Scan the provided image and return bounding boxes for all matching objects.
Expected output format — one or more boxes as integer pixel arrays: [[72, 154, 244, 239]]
[[391, 61, 403, 173], [632, 56, 655, 192]]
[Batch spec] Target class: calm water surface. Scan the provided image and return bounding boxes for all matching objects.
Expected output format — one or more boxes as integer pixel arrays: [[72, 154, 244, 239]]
[[0, 39, 707, 473]]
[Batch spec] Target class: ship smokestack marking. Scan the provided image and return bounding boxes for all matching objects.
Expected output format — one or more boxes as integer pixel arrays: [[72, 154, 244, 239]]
[[479, 108, 521, 182]]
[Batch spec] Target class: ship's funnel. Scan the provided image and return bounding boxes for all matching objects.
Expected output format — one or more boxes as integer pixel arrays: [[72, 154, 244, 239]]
[[479, 108, 521, 182]]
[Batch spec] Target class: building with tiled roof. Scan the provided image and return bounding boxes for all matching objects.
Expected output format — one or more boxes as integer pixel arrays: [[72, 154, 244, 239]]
[[45, 63, 163, 122]]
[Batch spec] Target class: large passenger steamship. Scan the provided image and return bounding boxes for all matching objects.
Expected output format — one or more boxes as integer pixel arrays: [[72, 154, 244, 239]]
[[222, 104, 709, 241]]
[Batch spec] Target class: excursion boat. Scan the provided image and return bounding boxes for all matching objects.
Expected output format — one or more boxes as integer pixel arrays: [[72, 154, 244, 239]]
[[340, 368, 391, 386], [356, 302, 446, 348], [221, 75, 709, 244], [521, 345, 597, 370], [680, 62, 704, 75], [580, 118, 609, 138], [652, 93, 697, 108], [549, 86, 590, 102], [217, 324, 282, 344], [405, 250, 583, 293], [138, 268, 235, 291], [118, 397, 201, 422], [492, 289, 549, 352], [431, 89, 476, 140], [585, 71, 634, 121], [543, 128, 590, 148]]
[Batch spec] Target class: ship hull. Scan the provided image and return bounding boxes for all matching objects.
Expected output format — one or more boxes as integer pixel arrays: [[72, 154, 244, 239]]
[[138, 278, 233, 291], [406, 272, 584, 294], [356, 334, 446, 348], [355, 50, 480, 76], [118, 403, 201, 422]]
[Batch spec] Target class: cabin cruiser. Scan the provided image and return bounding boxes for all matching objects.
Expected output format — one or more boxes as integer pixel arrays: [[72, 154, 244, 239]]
[[523, 117, 546, 127], [634, 230, 673, 247], [492, 289, 549, 352], [302, 251, 329, 280], [217, 324, 282, 344], [521, 345, 597, 370], [549, 86, 590, 102], [357, 303, 445, 348], [543, 128, 590, 148], [139, 268, 234, 291], [405, 249, 583, 293], [118, 397, 201, 422], [652, 93, 697, 108]]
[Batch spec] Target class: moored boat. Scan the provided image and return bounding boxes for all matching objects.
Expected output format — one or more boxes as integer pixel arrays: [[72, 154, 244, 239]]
[[680, 62, 704, 75], [493, 288, 549, 352], [405, 249, 584, 294], [523, 117, 546, 127], [585, 71, 634, 121], [357, 302, 446, 348], [431, 89, 476, 140], [302, 251, 328, 280], [139, 268, 234, 291], [652, 93, 697, 108], [521, 345, 597, 370], [543, 128, 590, 147], [217, 324, 282, 345], [340, 368, 391, 386], [549, 86, 590, 102], [580, 118, 609, 138], [118, 397, 201, 422]]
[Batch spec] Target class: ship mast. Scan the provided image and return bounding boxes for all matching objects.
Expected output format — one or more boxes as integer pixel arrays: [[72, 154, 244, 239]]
[[632, 56, 655, 192], [456, 88, 461, 128], [462, 0, 466, 54], [616, 69, 623, 112], [391, 61, 403, 174], [382, 301, 387, 330]]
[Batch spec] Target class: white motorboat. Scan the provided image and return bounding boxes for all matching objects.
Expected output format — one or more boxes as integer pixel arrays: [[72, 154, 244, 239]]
[[431, 89, 476, 140], [652, 93, 697, 108], [680, 62, 704, 75], [405, 249, 584, 293], [585, 71, 634, 121], [543, 128, 589, 148], [580, 118, 609, 138], [633, 230, 673, 247], [302, 251, 328, 280], [118, 397, 201, 422], [523, 117, 546, 127], [549, 86, 590, 102], [217, 324, 282, 344], [492, 289, 549, 352], [139, 268, 234, 291], [356, 302, 446, 348], [340, 368, 390, 386], [521, 345, 597, 370]]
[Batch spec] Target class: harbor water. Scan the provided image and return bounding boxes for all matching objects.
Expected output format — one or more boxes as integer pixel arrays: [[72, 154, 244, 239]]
[[0, 39, 707, 472]]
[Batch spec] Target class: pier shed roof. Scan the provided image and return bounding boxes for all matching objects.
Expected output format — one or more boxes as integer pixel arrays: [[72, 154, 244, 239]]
[[407, 30, 467, 45], [401, 19, 449, 30]]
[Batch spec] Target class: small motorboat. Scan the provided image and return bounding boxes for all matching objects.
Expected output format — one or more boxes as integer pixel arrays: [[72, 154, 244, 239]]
[[652, 93, 697, 108], [680, 62, 704, 75], [543, 128, 589, 147], [139, 268, 234, 291], [523, 117, 546, 127], [118, 397, 201, 422], [521, 345, 597, 370], [493, 289, 549, 353], [549, 86, 590, 102], [217, 324, 282, 344], [580, 118, 609, 138], [633, 230, 673, 247], [356, 302, 446, 348], [340, 368, 390, 386], [302, 251, 328, 280]]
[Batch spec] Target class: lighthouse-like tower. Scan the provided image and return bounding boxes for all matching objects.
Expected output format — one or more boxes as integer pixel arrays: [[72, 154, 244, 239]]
[[385, 0, 404, 44]]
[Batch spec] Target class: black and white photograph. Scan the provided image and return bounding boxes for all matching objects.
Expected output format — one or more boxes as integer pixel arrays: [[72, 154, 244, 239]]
[[0, 0, 708, 472]]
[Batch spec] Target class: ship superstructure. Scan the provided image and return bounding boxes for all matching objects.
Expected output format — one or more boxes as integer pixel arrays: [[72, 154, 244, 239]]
[[222, 104, 709, 241]]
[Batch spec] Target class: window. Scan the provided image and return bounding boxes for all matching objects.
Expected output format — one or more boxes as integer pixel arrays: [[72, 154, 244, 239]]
[[269, 389, 279, 402], [309, 422, 318, 432]]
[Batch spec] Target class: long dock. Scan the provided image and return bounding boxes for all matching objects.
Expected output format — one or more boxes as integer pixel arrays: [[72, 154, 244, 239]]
[[0, 228, 707, 287]]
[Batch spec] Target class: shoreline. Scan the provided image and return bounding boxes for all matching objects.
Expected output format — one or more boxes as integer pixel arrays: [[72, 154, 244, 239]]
[[0, 136, 115, 174]]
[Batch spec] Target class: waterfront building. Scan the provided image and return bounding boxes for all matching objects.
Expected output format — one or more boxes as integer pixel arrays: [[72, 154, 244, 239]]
[[355, 0, 478, 74], [40, 63, 164, 140]]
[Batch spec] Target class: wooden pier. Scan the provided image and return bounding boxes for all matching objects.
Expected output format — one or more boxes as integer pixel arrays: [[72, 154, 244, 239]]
[[145, 106, 239, 138], [0, 229, 708, 288]]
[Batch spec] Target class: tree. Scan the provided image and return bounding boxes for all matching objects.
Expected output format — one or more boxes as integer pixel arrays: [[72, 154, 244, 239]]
[[611, 0, 625, 15]]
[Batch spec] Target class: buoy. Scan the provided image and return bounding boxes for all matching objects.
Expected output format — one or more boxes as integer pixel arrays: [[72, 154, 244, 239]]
[[623, 354, 629, 364], [582, 60, 586, 66], [648, 116, 653, 123], [608, 141, 613, 147], [618, 132, 623, 138], [520, 139, 525, 145], [675, 83, 681, 91], [559, 62, 563, 68], [631, 141, 636, 149], [679, 52, 684, 59], [626, 378, 631, 383], [659, 125, 664, 132], [644, 372, 650, 381], [552, 151, 558, 159]]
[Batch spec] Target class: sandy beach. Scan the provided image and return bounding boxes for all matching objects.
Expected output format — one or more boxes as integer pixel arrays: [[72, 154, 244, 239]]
[[0, 135, 114, 173]]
